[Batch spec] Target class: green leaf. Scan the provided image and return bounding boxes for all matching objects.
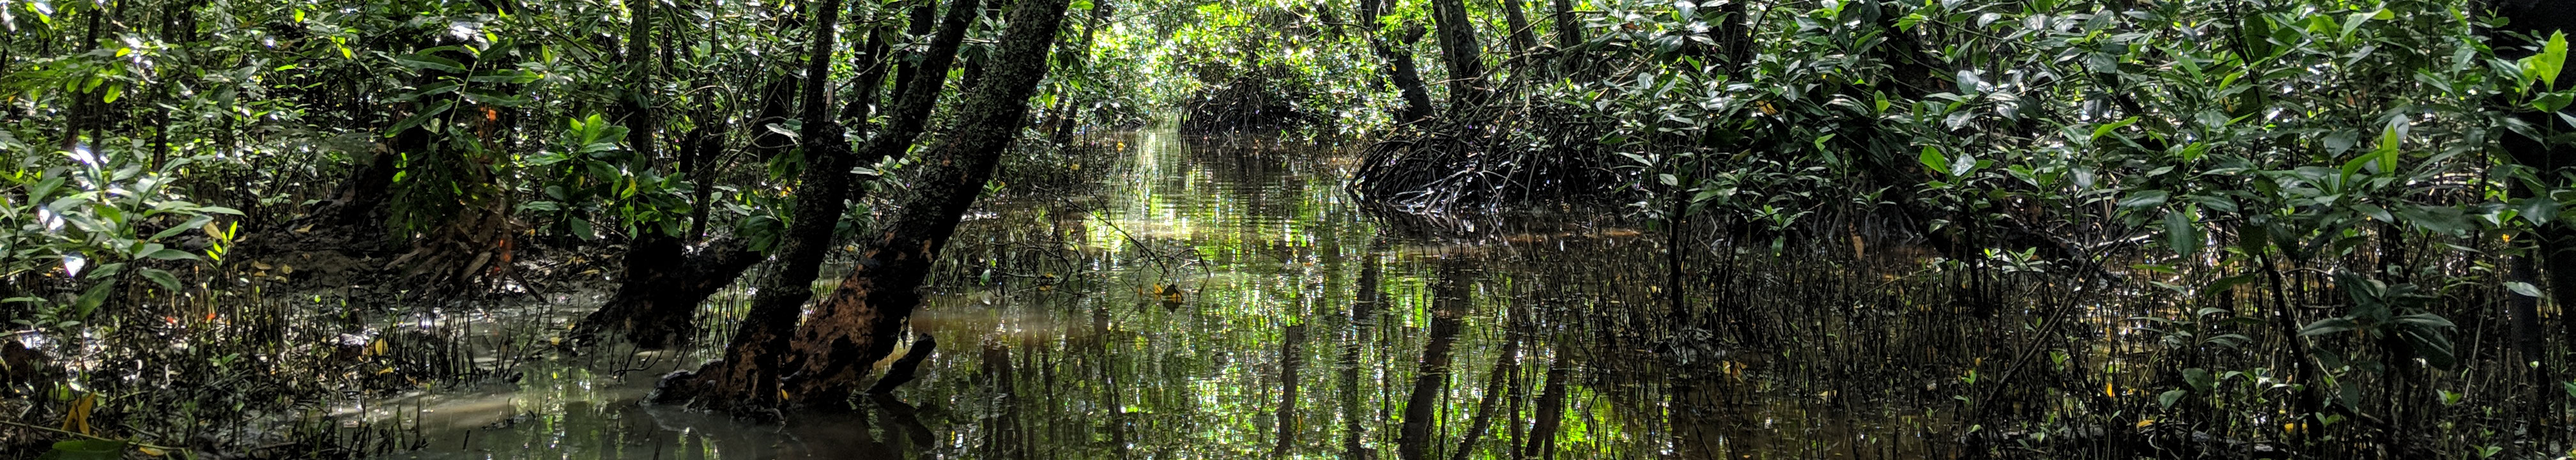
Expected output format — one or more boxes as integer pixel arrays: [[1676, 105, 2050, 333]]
[[2166, 208, 2200, 257], [2351, 203, 2393, 223], [151, 215, 213, 240], [2301, 318, 2359, 336], [2372, 116, 2405, 174], [2509, 281, 2546, 298], [2534, 31, 2569, 88], [2339, 10, 2372, 40], [394, 52, 468, 73], [144, 249, 197, 261], [73, 280, 115, 318], [2393, 312, 2457, 330], [2158, 389, 2186, 409], [139, 268, 180, 291], [385, 100, 455, 137], [2183, 368, 2212, 391], [2118, 190, 2169, 209], [2520, 197, 2563, 226], [1917, 146, 1949, 176]]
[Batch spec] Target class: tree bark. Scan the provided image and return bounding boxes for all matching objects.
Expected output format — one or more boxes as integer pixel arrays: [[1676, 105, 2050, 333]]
[[1427, 0, 1489, 109], [654, 0, 1075, 414], [864, 333, 938, 394], [889, 0, 943, 100], [572, 236, 760, 348], [1549, 0, 1578, 73], [646, 0, 859, 414], [860, 0, 986, 167], [1501, 0, 1535, 59]]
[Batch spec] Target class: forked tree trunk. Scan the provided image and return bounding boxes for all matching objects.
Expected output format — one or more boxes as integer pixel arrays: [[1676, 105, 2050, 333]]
[[861, 0, 986, 167], [654, 0, 1075, 414], [707, 0, 870, 410], [576, 0, 969, 348]]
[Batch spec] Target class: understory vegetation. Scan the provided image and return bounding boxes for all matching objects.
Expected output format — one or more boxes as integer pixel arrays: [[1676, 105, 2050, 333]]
[[3, 0, 2576, 457]]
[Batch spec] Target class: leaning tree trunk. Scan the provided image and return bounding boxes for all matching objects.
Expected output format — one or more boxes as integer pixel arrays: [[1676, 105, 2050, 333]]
[[861, 0, 986, 167], [654, 0, 1075, 414], [571, 235, 760, 348]]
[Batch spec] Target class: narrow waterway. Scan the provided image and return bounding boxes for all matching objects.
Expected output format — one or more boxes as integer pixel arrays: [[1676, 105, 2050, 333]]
[[369, 126, 2143, 459]]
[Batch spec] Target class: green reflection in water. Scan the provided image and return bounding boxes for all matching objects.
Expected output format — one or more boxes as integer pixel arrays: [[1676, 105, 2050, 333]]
[[374, 126, 1983, 459]]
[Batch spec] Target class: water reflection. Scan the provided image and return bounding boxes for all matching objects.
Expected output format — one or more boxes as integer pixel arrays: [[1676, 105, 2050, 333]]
[[376, 126, 2023, 459]]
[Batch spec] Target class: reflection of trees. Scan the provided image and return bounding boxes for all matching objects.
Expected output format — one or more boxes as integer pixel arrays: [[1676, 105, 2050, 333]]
[[1397, 259, 1471, 460], [1170, 135, 1331, 222], [1342, 239, 1386, 460]]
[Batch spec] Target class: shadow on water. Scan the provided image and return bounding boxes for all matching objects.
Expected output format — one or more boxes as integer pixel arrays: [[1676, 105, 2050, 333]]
[[371, 125, 2148, 459]]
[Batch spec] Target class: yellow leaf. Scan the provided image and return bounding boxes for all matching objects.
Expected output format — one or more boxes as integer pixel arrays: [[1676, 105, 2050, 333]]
[[61, 393, 95, 435], [2135, 418, 2155, 428], [2103, 381, 2116, 399], [141, 447, 167, 457]]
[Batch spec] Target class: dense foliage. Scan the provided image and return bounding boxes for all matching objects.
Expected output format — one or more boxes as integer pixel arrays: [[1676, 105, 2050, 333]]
[[6, 0, 2576, 456]]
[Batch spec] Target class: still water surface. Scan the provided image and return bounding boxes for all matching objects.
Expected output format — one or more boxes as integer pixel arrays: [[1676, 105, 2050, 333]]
[[370, 127, 2066, 459]]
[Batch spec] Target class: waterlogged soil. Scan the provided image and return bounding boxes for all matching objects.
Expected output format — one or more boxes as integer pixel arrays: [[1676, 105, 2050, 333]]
[[365, 127, 2152, 459]]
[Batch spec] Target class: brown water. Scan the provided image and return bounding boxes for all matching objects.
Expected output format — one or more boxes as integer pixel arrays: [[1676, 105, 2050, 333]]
[[365, 126, 2130, 459]]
